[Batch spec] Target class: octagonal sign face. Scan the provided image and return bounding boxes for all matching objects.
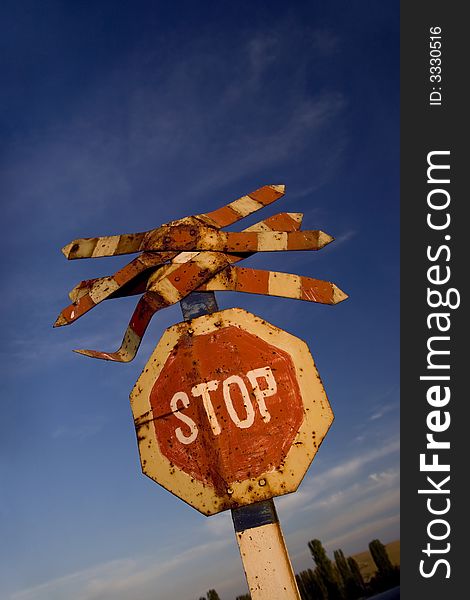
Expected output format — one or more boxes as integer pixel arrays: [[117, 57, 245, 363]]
[[130, 308, 333, 515]]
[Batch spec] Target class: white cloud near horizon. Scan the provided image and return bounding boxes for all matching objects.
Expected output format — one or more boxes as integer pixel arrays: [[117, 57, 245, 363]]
[[8, 473, 399, 600], [323, 512, 400, 554], [10, 538, 232, 600], [276, 436, 399, 515], [369, 402, 397, 421]]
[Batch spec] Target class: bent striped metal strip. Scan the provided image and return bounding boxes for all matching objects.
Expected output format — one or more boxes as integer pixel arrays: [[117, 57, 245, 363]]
[[71, 213, 304, 361], [53, 252, 172, 327], [194, 184, 285, 228], [75, 253, 232, 362], [61, 184, 285, 260], [74, 292, 165, 362], [54, 213, 303, 327], [135, 227, 333, 253], [199, 266, 349, 305], [69, 212, 302, 301]]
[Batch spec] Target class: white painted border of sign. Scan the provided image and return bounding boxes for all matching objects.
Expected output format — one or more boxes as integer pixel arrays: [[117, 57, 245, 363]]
[[130, 307, 334, 515]]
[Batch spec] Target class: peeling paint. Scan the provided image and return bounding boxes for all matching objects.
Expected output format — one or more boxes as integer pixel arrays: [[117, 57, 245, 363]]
[[55, 184, 347, 363], [130, 308, 333, 515]]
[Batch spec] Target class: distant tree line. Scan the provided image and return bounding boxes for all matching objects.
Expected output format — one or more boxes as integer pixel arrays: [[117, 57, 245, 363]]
[[199, 537, 399, 600], [199, 590, 222, 600], [296, 538, 399, 599]]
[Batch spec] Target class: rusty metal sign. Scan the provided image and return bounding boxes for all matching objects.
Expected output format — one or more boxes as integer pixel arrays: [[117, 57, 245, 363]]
[[55, 183, 346, 511], [55, 183, 347, 598], [54, 184, 347, 362], [131, 308, 333, 515]]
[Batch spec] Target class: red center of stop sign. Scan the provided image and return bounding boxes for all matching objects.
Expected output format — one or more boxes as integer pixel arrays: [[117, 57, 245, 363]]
[[149, 326, 304, 491]]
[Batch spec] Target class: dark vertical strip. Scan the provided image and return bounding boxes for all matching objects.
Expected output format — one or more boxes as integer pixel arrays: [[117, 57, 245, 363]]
[[401, 2, 465, 597]]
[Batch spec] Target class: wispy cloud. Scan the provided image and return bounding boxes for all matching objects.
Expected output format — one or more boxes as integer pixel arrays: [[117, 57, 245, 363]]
[[51, 416, 107, 441], [3, 22, 347, 231], [277, 436, 399, 514], [204, 510, 233, 539], [310, 29, 341, 56], [123, 27, 346, 198], [287, 469, 399, 564], [331, 229, 358, 247], [246, 32, 280, 84], [369, 402, 397, 421], [10, 539, 232, 600], [0, 329, 121, 376], [324, 513, 400, 552]]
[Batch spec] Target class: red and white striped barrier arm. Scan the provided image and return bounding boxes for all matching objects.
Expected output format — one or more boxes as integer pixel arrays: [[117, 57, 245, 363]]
[[61, 184, 286, 260], [54, 211, 302, 327], [72, 213, 304, 362], [199, 266, 348, 305]]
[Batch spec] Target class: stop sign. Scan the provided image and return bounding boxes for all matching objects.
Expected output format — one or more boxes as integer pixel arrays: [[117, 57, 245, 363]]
[[130, 308, 333, 515]]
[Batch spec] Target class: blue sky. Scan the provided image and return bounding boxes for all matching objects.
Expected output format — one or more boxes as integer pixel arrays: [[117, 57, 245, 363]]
[[1, 2, 399, 599]]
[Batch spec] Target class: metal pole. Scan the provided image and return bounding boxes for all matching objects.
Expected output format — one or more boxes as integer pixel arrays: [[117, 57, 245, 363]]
[[180, 292, 301, 600], [232, 499, 301, 600]]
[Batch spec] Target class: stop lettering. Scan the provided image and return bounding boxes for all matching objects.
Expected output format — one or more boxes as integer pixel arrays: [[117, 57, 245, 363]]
[[150, 326, 304, 488], [169, 365, 278, 443]]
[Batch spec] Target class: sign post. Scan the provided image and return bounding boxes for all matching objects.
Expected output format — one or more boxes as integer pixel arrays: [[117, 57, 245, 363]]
[[181, 291, 301, 599], [232, 500, 300, 600], [55, 184, 347, 599]]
